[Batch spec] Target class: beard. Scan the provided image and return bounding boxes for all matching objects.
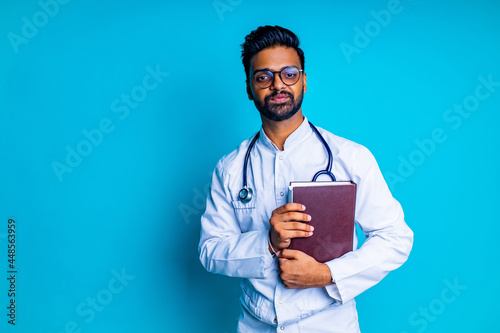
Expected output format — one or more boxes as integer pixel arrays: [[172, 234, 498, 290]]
[[253, 89, 304, 122]]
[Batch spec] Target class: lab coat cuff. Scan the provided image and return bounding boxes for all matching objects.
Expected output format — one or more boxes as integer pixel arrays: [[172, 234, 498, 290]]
[[324, 261, 343, 303], [259, 229, 275, 277]]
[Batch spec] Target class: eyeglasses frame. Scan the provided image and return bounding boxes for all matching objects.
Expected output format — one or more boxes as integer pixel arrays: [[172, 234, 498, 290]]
[[249, 66, 304, 89]]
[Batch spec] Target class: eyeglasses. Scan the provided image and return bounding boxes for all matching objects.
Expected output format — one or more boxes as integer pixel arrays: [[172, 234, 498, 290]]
[[250, 66, 303, 89]]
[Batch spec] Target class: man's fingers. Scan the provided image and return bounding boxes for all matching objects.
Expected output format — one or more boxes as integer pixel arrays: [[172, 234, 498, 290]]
[[269, 203, 312, 250], [277, 229, 313, 241], [282, 221, 314, 232], [279, 249, 302, 259], [283, 212, 311, 223], [272, 203, 306, 215], [275, 222, 314, 238], [283, 282, 299, 289], [272, 222, 314, 247], [270, 212, 311, 226]]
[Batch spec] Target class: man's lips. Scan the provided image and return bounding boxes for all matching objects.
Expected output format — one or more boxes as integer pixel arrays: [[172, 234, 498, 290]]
[[270, 93, 291, 103]]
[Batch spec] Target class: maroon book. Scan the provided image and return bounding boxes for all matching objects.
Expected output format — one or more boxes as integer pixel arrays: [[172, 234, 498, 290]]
[[288, 181, 356, 263]]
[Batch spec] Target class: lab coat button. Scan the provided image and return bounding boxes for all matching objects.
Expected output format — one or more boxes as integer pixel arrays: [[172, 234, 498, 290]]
[[279, 156, 283, 160], [280, 326, 285, 330], [280, 192, 284, 196]]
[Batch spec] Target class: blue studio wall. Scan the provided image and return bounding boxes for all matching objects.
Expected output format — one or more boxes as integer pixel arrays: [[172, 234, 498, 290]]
[[1, 0, 499, 332]]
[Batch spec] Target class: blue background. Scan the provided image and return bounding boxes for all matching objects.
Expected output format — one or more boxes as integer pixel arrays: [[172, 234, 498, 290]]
[[1, 0, 499, 332]]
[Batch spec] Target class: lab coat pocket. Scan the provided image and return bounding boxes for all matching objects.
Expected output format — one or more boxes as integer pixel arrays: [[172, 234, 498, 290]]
[[231, 199, 262, 232], [240, 279, 265, 320], [296, 288, 338, 320]]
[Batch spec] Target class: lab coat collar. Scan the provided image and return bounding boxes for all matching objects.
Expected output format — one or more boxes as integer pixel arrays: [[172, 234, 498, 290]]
[[258, 116, 313, 152]]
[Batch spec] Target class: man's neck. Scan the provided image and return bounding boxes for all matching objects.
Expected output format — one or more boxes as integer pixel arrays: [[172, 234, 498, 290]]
[[261, 111, 304, 151]]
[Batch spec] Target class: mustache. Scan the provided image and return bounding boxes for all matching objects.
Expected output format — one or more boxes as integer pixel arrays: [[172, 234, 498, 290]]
[[265, 91, 294, 103]]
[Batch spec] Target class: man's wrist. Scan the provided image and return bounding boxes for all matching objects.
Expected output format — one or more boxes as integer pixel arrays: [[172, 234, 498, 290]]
[[321, 263, 334, 286], [322, 264, 335, 286], [268, 230, 279, 255]]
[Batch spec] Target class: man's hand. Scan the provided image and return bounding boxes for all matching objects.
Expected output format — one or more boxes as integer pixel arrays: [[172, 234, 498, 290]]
[[278, 249, 334, 289], [269, 203, 313, 252]]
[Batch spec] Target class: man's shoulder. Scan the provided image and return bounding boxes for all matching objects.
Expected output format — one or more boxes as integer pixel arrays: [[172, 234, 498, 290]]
[[315, 126, 369, 157], [215, 134, 256, 175], [313, 126, 379, 179]]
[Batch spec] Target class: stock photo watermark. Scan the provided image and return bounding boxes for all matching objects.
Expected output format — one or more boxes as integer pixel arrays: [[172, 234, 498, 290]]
[[5, 218, 17, 326], [384, 74, 499, 190], [52, 267, 135, 333], [339, 0, 414, 64], [213, 0, 242, 21], [400, 277, 467, 333], [7, 0, 73, 54], [51, 64, 169, 183], [179, 180, 210, 225]]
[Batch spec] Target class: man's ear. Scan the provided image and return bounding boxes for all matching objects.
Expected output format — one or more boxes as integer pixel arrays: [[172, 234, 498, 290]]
[[302, 72, 307, 94], [246, 80, 254, 101]]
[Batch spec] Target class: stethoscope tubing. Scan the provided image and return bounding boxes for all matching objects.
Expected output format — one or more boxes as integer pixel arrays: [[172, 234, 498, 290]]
[[239, 121, 336, 203]]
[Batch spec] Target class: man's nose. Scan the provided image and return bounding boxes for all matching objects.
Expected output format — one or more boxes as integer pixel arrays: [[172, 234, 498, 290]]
[[270, 72, 286, 90]]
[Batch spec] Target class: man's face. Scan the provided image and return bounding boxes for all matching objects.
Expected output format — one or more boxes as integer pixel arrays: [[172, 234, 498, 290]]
[[247, 46, 307, 121]]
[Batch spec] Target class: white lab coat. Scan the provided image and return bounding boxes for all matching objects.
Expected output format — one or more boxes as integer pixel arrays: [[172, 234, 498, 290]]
[[199, 117, 413, 332]]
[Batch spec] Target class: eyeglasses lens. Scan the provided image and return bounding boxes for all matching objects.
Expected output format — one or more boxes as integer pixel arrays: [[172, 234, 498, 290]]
[[281, 67, 300, 85], [253, 67, 300, 88]]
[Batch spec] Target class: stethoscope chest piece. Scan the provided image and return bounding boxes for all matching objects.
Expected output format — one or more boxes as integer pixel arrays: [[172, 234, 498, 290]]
[[238, 187, 253, 203]]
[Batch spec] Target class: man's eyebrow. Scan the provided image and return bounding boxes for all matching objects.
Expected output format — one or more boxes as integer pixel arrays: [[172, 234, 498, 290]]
[[252, 65, 296, 73]]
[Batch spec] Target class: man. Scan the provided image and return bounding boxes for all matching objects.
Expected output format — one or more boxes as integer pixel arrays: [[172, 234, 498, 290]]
[[199, 25, 413, 332]]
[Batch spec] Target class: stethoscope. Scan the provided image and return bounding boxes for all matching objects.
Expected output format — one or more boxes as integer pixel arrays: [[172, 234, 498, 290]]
[[238, 121, 337, 203]]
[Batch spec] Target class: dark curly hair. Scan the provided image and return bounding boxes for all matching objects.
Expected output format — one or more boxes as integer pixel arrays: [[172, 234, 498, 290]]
[[241, 25, 305, 79]]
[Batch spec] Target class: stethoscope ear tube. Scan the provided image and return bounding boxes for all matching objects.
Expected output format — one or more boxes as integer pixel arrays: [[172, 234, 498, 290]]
[[308, 121, 336, 182], [239, 121, 336, 203], [241, 131, 260, 191]]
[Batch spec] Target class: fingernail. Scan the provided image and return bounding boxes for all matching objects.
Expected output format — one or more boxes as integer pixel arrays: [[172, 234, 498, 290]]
[[302, 205, 306, 210], [309, 232, 313, 236], [310, 226, 314, 231], [307, 215, 311, 221]]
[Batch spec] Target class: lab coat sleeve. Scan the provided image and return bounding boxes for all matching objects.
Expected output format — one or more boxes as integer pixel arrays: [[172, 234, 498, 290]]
[[324, 146, 413, 303], [198, 160, 275, 279]]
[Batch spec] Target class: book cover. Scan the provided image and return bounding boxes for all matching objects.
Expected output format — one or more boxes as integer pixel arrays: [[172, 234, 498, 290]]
[[288, 181, 356, 263]]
